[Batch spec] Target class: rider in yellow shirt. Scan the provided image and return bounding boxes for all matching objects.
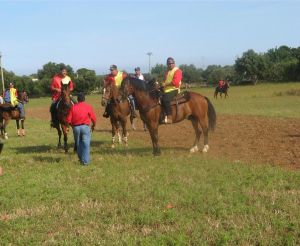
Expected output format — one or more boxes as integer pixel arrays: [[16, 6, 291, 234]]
[[4, 83, 25, 119]]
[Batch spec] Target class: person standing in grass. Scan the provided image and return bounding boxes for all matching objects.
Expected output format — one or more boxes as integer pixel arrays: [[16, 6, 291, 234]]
[[67, 92, 96, 165]]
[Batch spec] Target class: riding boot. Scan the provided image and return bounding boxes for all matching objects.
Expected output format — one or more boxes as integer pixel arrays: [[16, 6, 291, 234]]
[[129, 96, 137, 118]]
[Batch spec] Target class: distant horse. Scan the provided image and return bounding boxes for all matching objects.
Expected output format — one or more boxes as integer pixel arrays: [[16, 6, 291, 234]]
[[214, 81, 229, 99], [0, 91, 28, 139], [52, 82, 73, 152], [120, 77, 216, 155], [101, 83, 135, 148]]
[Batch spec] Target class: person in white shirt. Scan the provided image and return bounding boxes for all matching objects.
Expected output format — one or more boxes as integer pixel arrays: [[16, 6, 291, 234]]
[[134, 67, 148, 130], [134, 67, 144, 80]]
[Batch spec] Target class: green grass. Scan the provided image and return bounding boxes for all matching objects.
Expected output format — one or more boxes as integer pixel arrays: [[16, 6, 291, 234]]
[[195, 82, 300, 118], [1, 83, 300, 245]]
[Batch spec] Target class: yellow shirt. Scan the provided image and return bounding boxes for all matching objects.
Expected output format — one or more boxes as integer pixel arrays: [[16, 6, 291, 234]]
[[10, 88, 19, 106]]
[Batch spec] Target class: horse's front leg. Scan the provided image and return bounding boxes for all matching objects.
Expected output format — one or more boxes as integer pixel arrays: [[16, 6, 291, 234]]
[[16, 120, 20, 136], [62, 125, 69, 153], [57, 125, 62, 148], [110, 118, 118, 149], [3, 119, 9, 140], [21, 119, 25, 136], [120, 118, 128, 147], [148, 124, 160, 156]]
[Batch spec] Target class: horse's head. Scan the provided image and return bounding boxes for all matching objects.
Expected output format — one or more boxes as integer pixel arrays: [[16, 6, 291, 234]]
[[120, 77, 133, 100], [101, 85, 112, 107], [61, 82, 71, 103]]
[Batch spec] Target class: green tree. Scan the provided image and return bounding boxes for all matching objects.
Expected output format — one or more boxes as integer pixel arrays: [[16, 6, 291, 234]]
[[37, 62, 74, 80], [234, 49, 265, 83], [151, 64, 166, 82], [74, 68, 98, 93], [179, 64, 203, 84]]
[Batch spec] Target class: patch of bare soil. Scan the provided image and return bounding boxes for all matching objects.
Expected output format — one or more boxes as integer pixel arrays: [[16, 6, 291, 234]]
[[27, 106, 300, 170]]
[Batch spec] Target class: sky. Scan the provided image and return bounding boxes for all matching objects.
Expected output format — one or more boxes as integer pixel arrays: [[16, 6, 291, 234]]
[[0, 0, 299, 75]]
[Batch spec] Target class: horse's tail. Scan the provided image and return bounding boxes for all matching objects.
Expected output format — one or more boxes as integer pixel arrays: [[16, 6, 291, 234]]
[[205, 97, 216, 131]]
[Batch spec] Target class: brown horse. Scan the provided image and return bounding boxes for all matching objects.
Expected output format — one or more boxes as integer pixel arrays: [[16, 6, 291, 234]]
[[0, 92, 28, 139], [214, 81, 229, 99], [52, 82, 73, 152], [120, 77, 216, 155], [101, 84, 135, 148]]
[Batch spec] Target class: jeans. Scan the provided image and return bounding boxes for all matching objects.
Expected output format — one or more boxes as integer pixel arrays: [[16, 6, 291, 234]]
[[73, 125, 91, 165], [161, 90, 178, 115], [17, 103, 25, 118], [128, 95, 136, 111]]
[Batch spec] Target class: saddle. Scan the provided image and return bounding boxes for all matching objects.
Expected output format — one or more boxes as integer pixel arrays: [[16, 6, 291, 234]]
[[0, 103, 18, 112], [170, 91, 190, 106], [159, 91, 191, 124]]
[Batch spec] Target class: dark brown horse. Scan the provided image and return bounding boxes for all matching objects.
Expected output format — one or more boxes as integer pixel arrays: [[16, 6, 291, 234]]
[[120, 77, 216, 155], [53, 82, 73, 152], [214, 81, 229, 99], [0, 91, 28, 139], [101, 84, 135, 148]]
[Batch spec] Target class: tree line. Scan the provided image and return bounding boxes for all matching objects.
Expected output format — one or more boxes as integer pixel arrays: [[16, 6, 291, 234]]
[[151, 45, 300, 86], [2, 45, 300, 97]]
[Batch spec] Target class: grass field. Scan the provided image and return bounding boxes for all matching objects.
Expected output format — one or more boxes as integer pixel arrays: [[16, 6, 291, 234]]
[[0, 83, 300, 245]]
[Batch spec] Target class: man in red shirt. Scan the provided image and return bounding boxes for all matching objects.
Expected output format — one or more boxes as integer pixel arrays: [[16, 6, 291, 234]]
[[50, 65, 74, 127], [218, 80, 225, 89], [67, 92, 96, 165], [161, 57, 182, 124]]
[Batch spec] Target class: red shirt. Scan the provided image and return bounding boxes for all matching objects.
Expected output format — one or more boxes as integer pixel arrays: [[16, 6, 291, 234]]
[[219, 80, 224, 88], [51, 74, 74, 101], [164, 69, 182, 88], [67, 102, 96, 127]]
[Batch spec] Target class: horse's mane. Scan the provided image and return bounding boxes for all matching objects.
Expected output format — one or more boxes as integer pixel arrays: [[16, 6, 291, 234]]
[[124, 76, 161, 99]]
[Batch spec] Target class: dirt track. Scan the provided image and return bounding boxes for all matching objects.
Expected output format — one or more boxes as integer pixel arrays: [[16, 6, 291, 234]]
[[27, 107, 300, 170]]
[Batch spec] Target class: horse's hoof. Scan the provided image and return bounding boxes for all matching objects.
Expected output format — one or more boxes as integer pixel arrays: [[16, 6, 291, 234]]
[[111, 144, 115, 149], [4, 134, 8, 140], [202, 145, 209, 153], [190, 146, 199, 153]]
